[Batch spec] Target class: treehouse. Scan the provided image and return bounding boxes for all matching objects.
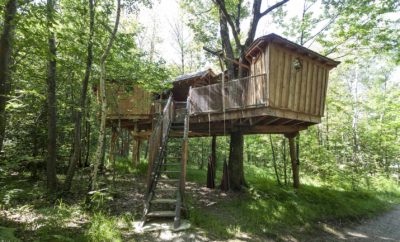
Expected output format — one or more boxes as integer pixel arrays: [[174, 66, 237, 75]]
[[105, 33, 340, 229]]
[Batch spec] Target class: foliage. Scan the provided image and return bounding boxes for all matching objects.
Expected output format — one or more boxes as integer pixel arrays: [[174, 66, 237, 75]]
[[86, 212, 122, 242], [187, 163, 400, 239]]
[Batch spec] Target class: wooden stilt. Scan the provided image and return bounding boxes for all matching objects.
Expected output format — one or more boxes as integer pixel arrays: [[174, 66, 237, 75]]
[[131, 124, 139, 167], [285, 132, 300, 189], [207, 135, 217, 188], [131, 138, 139, 166], [110, 127, 118, 167]]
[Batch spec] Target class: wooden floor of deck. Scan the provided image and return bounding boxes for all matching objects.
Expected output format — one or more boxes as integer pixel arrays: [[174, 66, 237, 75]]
[[107, 105, 316, 138]]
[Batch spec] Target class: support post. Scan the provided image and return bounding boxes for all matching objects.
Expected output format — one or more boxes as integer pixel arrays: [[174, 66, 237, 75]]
[[131, 123, 139, 166], [207, 135, 217, 188], [109, 127, 118, 167], [131, 137, 140, 166], [285, 132, 300, 189]]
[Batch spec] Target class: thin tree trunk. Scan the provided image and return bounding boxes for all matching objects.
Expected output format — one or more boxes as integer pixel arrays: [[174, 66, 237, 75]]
[[286, 132, 300, 189], [90, 0, 121, 191], [207, 135, 217, 188], [0, 0, 18, 153], [46, 0, 58, 191], [270, 135, 281, 185], [64, 0, 95, 191], [84, 103, 91, 167], [282, 138, 287, 185]]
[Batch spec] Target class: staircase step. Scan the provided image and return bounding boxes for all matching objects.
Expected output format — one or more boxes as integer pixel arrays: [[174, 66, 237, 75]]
[[151, 198, 176, 204], [157, 179, 179, 183], [161, 163, 180, 166], [160, 170, 180, 174], [167, 156, 181, 160], [155, 187, 178, 192], [147, 211, 175, 218]]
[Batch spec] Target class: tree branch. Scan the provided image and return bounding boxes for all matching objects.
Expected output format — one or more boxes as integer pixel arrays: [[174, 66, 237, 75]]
[[260, 0, 290, 17]]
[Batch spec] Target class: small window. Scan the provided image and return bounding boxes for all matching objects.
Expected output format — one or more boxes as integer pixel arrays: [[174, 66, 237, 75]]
[[292, 58, 302, 71]]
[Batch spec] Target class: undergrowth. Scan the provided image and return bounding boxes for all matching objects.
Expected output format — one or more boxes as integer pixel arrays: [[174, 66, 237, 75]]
[[186, 163, 400, 239]]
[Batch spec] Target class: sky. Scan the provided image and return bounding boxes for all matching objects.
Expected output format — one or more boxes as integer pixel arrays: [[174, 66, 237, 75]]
[[135, 0, 399, 81], [137, 0, 307, 66]]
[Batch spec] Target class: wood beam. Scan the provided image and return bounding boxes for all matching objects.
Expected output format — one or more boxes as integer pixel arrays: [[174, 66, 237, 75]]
[[190, 106, 321, 124]]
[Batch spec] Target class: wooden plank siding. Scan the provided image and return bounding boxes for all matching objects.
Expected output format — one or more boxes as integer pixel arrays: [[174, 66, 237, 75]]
[[189, 39, 334, 126], [263, 43, 330, 117], [107, 84, 153, 118]]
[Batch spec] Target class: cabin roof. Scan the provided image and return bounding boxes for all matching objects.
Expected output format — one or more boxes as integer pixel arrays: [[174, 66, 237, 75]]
[[171, 68, 217, 101], [245, 33, 340, 68], [173, 69, 216, 83]]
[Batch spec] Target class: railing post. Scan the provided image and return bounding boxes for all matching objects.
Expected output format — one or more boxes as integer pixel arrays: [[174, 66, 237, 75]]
[[180, 88, 191, 198]]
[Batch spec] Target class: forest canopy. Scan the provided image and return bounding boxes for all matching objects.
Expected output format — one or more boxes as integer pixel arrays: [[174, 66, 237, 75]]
[[0, 0, 399, 240]]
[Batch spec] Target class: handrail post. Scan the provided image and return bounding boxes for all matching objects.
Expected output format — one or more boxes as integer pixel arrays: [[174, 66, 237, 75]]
[[180, 87, 191, 199]]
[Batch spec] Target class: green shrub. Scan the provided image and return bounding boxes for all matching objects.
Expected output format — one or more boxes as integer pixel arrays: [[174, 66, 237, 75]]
[[86, 213, 122, 242]]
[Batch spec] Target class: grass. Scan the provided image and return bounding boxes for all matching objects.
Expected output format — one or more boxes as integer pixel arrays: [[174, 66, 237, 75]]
[[1, 159, 399, 241], [0, 167, 138, 242], [185, 163, 400, 239]]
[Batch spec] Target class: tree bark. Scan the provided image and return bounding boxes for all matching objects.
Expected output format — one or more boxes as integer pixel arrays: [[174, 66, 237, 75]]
[[286, 132, 300, 189], [64, 0, 95, 191], [282, 138, 287, 185], [207, 135, 217, 188], [0, 0, 17, 153], [131, 137, 140, 166], [46, 0, 58, 192], [228, 131, 246, 191], [214, 0, 289, 192], [270, 135, 281, 185], [90, 0, 121, 191], [84, 103, 91, 167]]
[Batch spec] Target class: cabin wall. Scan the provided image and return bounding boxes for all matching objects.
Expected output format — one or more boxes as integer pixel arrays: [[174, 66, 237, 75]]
[[248, 49, 268, 106], [107, 84, 153, 118], [260, 43, 330, 117]]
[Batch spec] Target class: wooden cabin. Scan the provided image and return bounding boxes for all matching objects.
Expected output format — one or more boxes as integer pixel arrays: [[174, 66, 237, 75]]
[[105, 33, 340, 228], [105, 32, 340, 160], [171, 69, 217, 101], [105, 69, 217, 132], [186, 33, 340, 136]]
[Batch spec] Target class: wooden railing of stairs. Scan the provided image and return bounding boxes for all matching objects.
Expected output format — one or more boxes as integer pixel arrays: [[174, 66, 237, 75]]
[[142, 92, 190, 229]]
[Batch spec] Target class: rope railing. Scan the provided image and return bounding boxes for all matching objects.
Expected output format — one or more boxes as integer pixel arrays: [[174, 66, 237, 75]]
[[189, 74, 267, 114]]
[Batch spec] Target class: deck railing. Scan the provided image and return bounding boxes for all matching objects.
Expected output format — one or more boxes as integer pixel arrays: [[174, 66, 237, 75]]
[[189, 74, 267, 114]]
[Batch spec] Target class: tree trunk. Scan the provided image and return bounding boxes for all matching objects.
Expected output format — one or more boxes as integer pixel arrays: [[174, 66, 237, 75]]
[[228, 131, 246, 191], [207, 135, 217, 188], [64, 0, 94, 191], [131, 137, 140, 166], [270, 135, 281, 185], [286, 133, 300, 189], [282, 138, 287, 185], [46, 0, 58, 192], [0, 0, 17, 153], [214, 0, 289, 192], [84, 106, 91, 167], [220, 159, 229, 191], [90, 0, 121, 191]]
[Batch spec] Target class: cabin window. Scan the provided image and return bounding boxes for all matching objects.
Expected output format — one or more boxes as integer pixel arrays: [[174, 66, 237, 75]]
[[292, 58, 302, 71]]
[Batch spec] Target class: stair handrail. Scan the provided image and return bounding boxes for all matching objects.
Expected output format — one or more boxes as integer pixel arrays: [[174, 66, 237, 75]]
[[179, 87, 191, 198], [146, 94, 174, 197]]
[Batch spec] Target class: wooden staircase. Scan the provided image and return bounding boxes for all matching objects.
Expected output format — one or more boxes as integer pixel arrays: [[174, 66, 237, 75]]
[[142, 95, 190, 229]]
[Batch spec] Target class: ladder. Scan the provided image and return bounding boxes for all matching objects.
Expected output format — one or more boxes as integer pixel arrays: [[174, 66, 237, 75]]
[[142, 95, 190, 229]]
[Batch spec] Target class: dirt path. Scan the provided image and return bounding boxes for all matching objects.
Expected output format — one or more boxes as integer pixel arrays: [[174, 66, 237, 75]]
[[313, 205, 400, 242]]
